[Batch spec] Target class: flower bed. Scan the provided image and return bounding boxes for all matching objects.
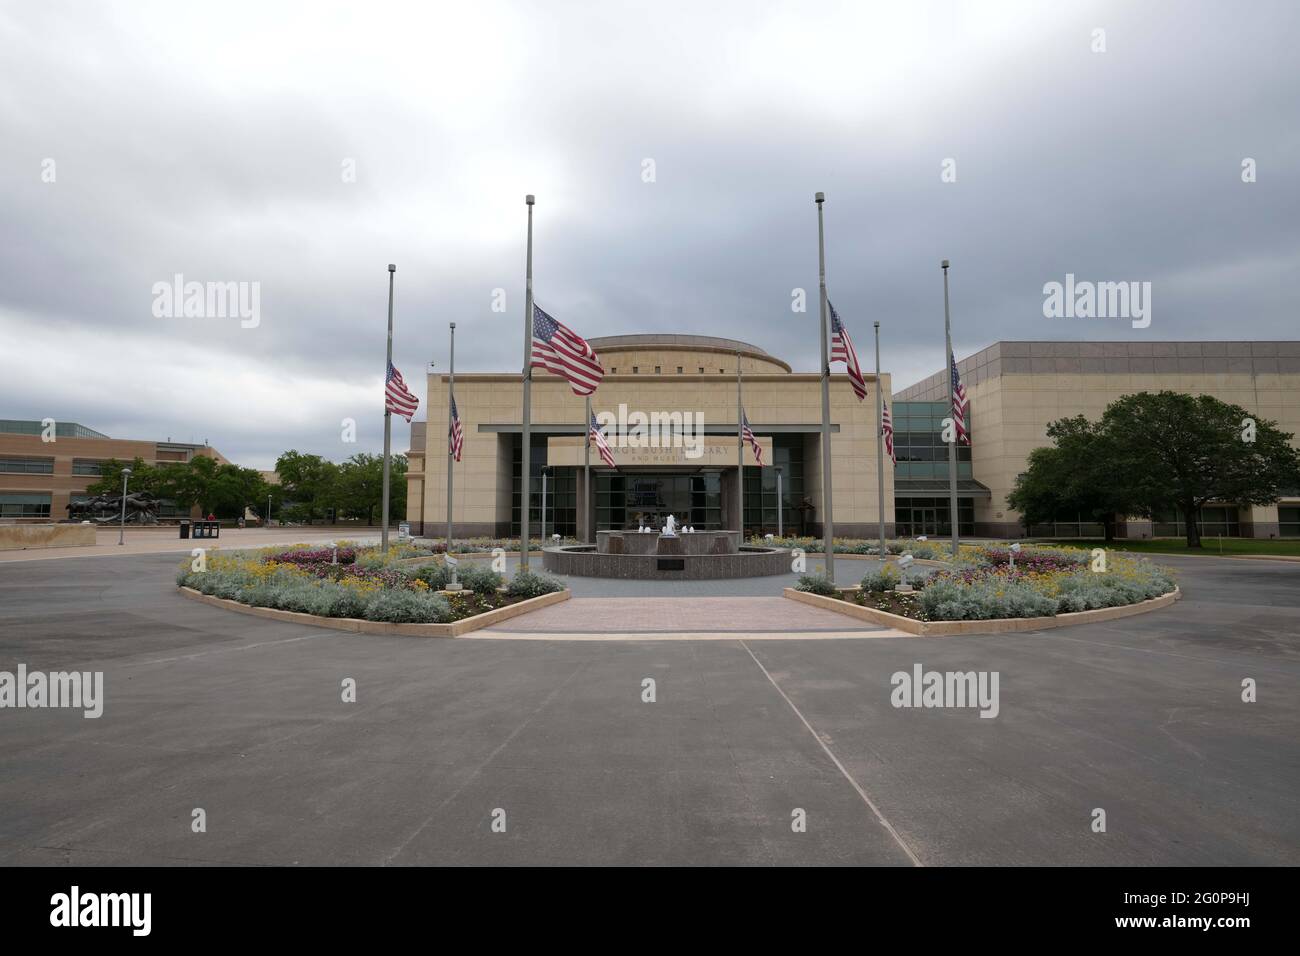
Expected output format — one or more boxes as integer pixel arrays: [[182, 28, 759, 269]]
[[794, 544, 1175, 622], [178, 543, 565, 625]]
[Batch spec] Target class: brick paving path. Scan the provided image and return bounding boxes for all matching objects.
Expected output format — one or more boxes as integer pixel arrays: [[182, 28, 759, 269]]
[[476, 596, 901, 637]]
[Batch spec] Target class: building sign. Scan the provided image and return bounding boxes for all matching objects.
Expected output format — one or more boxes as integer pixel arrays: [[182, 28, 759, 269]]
[[546, 435, 772, 468]]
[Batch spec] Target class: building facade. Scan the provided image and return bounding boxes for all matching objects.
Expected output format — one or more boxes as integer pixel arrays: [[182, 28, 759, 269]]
[[406, 337, 1300, 542], [406, 334, 893, 538], [0, 420, 229, 522], [894, 341, 1300, 539]]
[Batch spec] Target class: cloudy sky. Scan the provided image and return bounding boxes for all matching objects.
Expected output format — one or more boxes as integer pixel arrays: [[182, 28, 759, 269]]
[[2, 0, 1296, 469]]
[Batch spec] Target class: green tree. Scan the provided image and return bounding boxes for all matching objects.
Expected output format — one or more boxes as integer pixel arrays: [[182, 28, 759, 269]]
[[1100, 391, 1300, 547], [1008, 416, 1129, 541], [1011, 392, 1300, 548], [86, 457, 156, 496], [333, 453, 406, 526], [274, 451, 340, 523]]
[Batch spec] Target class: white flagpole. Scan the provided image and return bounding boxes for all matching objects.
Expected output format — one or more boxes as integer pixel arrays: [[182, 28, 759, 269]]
[[815, 192, 835, 579], [521, 195, 535, 571], [736, 349, 744, 539], [943, 259, 960, 556], [446, 321, 455, 554], [584, 395, 592, 543], [874, 321, 887, 558], [381, 263, 396, 554]]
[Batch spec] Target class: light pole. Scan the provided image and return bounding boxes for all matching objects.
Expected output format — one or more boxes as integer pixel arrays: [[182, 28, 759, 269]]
[[776, 466, 783, 538], [267, 493, 272, 528], [118, 467, 132, 546]]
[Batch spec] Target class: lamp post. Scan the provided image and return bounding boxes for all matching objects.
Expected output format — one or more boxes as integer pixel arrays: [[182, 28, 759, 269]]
[[541, 467, 548, 543], [267, 493, 272, 529], [118, 467, 132, 546], [776, 466, 783, 538]]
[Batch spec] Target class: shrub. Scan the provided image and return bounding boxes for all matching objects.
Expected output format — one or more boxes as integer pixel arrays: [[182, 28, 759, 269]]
[[364, 589, 452, 624], [795, 572, 839, 596], [902, 569, 930, 589], [919, 577, 1057, 621], [309, 584, 368, 619], [860, 565, 901, 592], [456, 563, 504, 596], [411, 563, 450, 590], [506, 569, 564, 599]]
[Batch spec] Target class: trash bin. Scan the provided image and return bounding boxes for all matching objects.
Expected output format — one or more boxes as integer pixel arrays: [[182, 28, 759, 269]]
[[179, 520, 190, 539]]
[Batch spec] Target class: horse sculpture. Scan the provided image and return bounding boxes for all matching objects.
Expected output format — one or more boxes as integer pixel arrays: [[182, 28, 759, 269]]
[[67, 492, 162, 524]]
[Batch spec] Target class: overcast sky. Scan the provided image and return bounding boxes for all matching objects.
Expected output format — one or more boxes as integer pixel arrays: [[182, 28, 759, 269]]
[[2, 1, 1296, 469]]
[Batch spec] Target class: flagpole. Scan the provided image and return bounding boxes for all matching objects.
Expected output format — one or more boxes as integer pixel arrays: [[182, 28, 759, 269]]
[[520, 195, 535, 571], [874, 321, 887, 559], [446, 321, 455, 554], [584, 395, 592, 543], [736, 349, 744, 540], [943, 259, 960, 557], [381, 263, 395, 554], [815, 192, 835, 579]]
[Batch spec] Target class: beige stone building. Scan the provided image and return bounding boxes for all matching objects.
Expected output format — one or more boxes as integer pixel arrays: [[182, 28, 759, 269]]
[[407, 334, 893, 538], [0, 420, 229, 522], [895, 341, 1300, 539]]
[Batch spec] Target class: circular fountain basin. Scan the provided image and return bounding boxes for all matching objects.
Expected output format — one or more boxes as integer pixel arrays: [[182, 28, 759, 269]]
[[544, 530, 789, 579]]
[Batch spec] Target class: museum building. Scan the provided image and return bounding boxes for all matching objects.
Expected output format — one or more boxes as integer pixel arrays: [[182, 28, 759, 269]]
[[405, 335, 1300, 541]]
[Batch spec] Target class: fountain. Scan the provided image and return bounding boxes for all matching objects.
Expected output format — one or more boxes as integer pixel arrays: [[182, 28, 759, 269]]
[[543, 522, 789, 580]]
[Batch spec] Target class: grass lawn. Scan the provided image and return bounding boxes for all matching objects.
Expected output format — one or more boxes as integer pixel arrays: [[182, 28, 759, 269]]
[[1036, 538, 1300, 557]]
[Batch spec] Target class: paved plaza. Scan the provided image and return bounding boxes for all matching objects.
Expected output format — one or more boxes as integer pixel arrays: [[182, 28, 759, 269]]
[[0, 547, 1296, 865]]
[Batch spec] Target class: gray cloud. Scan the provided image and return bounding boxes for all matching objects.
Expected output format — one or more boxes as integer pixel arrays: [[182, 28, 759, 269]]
[[1, 0, 1296, 468]]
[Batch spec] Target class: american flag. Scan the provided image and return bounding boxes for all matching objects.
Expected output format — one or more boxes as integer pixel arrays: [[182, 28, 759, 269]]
[[531, 305, 604, 396], [950, 352, 970, 444], [828, 301, 868, 401], [589, 411, 616, 468], [385, 362, 419, 422], [741, 408, 764, 466], [448, 391, 463, 462], [882, 400, 896, 464]]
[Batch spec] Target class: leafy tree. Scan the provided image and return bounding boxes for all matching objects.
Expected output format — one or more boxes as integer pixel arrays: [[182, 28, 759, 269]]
[[1007, 416, 1128, 541], [1100, 391, 1300, 547], [86, 457, 156, 496], [1011, 392, 1300, 548], [88, 455, 270, 519], [274, 451, 339, 523], [333, 453, 406, 526]]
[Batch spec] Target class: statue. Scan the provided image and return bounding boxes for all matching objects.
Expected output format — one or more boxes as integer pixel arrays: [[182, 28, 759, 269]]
[[662, 514, 678, 537], [66, 491, 161, 525]]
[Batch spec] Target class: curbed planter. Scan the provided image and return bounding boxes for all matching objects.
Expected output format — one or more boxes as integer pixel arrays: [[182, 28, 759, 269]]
[[177, 585, 569, 637], [783, 586, 1181, 636]]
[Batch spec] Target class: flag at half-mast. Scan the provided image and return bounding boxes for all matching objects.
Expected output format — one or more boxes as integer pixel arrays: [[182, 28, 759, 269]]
[[949, 352, 970, 444], [590, 411, 616, 468], [531, 305, 604, 396], [385, 362, 419, 422], [741, 409, 764, 466], [882, 400, 896, 463], [828, 301, 868, 401], [448, 391, 463, 462]]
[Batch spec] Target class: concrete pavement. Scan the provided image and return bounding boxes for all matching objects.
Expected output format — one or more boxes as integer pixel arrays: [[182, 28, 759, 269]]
[[0, 549, 1296, 865]]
